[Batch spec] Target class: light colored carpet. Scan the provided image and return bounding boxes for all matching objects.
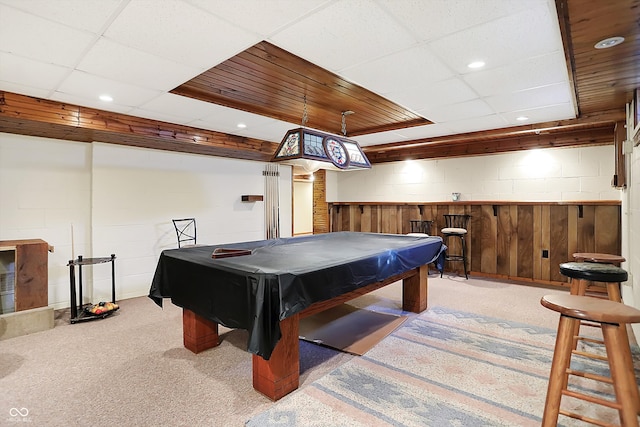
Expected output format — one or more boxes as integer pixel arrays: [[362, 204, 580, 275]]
[[248, 305, 633, 426], [0, 274, 598, 426]]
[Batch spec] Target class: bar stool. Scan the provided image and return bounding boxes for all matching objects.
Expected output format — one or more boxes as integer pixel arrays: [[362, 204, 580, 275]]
[[560, 262, 627, 303], [571, 253, 626, 299], [440, 214, 470, 279], [573, 252, 625, 265], [409, 220, 433, 235], [541, 294, 640, 427]]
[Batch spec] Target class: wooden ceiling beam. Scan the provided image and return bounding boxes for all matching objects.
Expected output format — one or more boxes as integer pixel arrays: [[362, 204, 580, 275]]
[[0, 91, 279, 161], [364, 118, 615, 163]]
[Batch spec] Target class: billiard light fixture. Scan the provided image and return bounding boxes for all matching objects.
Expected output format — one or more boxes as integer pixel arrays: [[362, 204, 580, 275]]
[[271, 102, 371, 173]]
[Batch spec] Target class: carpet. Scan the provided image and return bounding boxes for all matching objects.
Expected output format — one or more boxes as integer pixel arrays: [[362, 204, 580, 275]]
[[299, 305, 408, 355], [247, 306, 638, 427]]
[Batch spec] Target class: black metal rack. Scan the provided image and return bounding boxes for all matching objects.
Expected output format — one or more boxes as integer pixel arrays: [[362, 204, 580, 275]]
[[68, 254, 117, 324]]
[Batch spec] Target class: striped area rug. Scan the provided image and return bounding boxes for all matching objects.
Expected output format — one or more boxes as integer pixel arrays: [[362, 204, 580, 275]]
[[246, 306, 637, 426]]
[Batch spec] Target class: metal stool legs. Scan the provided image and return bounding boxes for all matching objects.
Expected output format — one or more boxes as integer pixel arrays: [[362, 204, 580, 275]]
[[440, 233, 468, 279]]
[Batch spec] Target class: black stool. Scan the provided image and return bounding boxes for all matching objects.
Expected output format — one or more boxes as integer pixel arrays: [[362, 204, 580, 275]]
[[409, 220, 433, 235], [560, 262, 628, 302], [440, 214, 470, 279]]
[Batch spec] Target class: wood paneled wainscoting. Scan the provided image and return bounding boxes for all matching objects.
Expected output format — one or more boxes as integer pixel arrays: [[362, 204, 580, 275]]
[[328, 201, 621, 287]]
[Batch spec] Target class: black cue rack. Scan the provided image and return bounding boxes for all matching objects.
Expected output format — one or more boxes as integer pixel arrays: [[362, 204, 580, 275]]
[[67, 254, 117, 324]]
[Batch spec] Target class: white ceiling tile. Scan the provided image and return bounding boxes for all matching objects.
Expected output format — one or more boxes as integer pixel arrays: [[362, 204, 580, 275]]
[[233, 120, 296, 144], [357, 123, 456, 146], [0, 52, 70, 92], [378, 0, 541, 42], [50, 91, 135, 115], [187, 0, 331, 37], [104, 0, 260, 69], [388, 77, 478, 112], [56, 70, 161, 108], [485, 83, 573, 112], [136, 93, 224, 122], [393, 123, 457, 140], [269, 0, 416, 71], [428, 3, 562, 74], [127, 108, 194, 126], [0, 81, 52, 99], [76, 38, 201, 91], [442, 114, 510, 134], [418, 99, 494, 123], [341, 45, 454, 95], [189, 105, 293, 139], [0, 4, 96, 67], [0, 0, 122, 32], [501, 103, 576, 125], [463, 51, 569, 97], [355, 131, 409, 146]]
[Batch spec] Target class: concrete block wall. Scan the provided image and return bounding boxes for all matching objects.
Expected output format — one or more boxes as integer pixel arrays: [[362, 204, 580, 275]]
[[0, 133, 292, 309], [328, 145, 620, 202]]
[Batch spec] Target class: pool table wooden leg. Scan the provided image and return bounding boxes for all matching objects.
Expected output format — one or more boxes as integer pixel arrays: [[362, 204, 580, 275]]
[[402, 264, 428, 313], [182, 308, 219, 353], [252, 313, 300, 400]]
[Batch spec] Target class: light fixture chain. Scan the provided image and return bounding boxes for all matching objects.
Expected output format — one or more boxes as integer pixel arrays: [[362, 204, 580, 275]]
[[341, 112, 347, 136], [302, 96, 308, 127]]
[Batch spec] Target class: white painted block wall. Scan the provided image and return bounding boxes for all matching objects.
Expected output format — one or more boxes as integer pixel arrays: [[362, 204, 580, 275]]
[[327, 145, 620, 202], [0, 133, 292, 309], [622, 139, 640, 338]]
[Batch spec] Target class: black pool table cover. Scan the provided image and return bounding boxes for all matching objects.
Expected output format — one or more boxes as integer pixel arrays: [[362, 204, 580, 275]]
[[149, 231, 445, 359]]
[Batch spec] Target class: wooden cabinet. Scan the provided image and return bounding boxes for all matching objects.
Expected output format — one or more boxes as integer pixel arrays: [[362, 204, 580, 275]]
[[328, 202, 621, 287], [0, 239, 52, 313]]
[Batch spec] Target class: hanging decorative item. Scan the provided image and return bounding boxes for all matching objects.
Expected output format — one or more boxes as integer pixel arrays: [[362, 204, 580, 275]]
[[271, 100, 371, 172]]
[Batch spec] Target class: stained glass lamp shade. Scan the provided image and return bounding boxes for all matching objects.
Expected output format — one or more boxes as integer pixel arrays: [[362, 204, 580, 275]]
[[271, 128, 371, 173]]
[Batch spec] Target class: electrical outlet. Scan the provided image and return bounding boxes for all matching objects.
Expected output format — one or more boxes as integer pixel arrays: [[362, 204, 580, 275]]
[[542, 250, 549, 258]]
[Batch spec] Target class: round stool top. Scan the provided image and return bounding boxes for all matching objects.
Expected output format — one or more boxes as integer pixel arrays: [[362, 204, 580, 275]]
[[441, 227, 467, 235], [559, 262, 628, 283], [541, 294, 640, 324], [572, 252, 625, 264]]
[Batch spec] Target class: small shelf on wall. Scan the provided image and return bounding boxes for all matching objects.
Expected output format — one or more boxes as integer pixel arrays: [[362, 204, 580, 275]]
[[241, 195, 264, 202]]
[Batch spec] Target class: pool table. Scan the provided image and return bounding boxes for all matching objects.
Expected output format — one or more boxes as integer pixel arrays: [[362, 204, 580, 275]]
[[149, 231, 445, 400]]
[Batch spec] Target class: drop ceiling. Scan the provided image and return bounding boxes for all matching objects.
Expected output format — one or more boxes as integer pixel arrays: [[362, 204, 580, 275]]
[[0, 0, 637, 163]]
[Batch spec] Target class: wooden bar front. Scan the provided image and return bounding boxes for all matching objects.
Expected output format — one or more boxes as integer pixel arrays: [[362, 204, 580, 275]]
[[329, 201, 621, 287]]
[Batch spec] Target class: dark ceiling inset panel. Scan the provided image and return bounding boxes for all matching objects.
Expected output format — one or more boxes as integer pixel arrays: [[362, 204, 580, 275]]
[[170, 41, 431, 137]]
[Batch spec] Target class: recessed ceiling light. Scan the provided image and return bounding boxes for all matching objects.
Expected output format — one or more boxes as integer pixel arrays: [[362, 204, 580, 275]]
[[467, 61, 485, 69], [516, 116, 529, 121], [99, 94, 113, 102], [594, 36, 624, 49], [237, 123, 247, 129]]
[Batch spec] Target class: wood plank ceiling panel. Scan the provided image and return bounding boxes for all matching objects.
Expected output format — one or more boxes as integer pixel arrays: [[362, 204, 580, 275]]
[[170, 41, 431, 137], [560, 0, 640, 116]]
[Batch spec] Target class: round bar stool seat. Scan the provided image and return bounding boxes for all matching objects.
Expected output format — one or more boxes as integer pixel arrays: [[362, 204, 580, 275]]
[[560, 262, 627, 302], [541, 294, 640, 427], [573, 252, 625, 265], [560, 262, 628, 283]]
